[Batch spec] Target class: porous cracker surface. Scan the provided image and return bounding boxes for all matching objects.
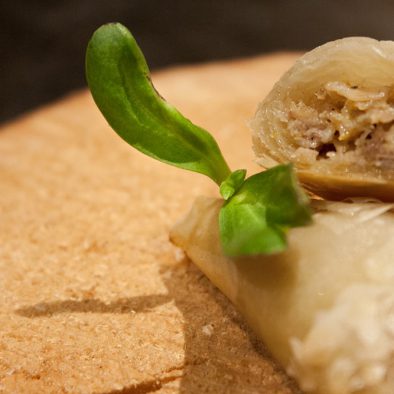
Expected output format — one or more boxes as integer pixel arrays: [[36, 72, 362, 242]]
[[0, 54, 302, 393]]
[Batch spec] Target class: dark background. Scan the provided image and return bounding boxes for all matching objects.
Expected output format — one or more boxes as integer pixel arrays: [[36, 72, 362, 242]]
[[2, 0, 394, 123]]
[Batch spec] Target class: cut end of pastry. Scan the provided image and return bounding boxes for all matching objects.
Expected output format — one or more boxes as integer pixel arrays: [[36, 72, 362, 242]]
[[251, 37, 394, 200]]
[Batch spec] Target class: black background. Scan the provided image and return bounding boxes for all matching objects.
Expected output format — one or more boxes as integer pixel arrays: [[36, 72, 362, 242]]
[[2, 0, 394, 122]]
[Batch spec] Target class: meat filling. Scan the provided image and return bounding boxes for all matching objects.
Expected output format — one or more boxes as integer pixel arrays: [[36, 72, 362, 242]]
[[286, 81, 394, 177]]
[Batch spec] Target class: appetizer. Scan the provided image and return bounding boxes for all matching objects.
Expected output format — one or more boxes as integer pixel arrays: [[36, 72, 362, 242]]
[[86, 24, 394, 394], [171, 197, 394, 394], [251, 37, 394, 201]]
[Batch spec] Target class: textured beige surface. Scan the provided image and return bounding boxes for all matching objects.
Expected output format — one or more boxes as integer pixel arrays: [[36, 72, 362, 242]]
[[0, 54, 302, 393]]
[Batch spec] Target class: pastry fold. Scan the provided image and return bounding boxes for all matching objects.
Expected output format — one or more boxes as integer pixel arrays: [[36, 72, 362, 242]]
[[171, 197, 394, 394], [251, 37, 394, 201]]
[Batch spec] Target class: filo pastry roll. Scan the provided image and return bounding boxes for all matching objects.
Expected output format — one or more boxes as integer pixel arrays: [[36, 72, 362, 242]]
[[171, 38, 394, 394], [170, 197, 394, 394], [251, 37, 394, 201]]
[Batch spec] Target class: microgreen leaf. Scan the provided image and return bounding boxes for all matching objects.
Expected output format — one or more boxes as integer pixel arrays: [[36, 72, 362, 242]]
[[86, 23, 313, 258], [219, 164, 312, 257], [220, 169, 247, 200], [86, 23, 231, 185]]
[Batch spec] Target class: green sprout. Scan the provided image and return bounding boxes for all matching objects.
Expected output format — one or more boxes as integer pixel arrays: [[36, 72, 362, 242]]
[[86, 23, 312, 257]]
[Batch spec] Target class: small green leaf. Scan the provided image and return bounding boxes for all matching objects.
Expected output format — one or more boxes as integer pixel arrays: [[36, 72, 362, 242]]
[[85, 23, 313, 259], [220, 169, 247, 200], [219, 164, 312, 257], [86, 23, 231, 185], [219, 203, 287, 256]]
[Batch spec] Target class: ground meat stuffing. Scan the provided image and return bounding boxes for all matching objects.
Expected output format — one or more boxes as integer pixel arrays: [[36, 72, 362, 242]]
[[287, 81, 394, 174]]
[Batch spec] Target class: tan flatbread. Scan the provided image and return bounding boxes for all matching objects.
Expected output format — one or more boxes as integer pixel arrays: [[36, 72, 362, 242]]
[[0, 54, 301, 393]]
